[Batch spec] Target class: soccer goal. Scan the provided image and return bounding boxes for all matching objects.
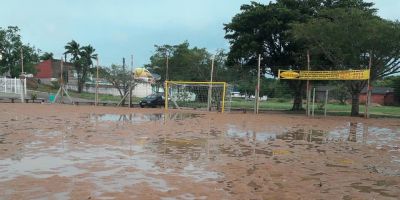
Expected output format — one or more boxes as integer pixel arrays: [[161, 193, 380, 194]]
[[164, 81, 231, 113]]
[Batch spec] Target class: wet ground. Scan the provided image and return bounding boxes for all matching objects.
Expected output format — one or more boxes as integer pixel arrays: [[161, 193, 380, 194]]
[[0, 104, 399, 199]]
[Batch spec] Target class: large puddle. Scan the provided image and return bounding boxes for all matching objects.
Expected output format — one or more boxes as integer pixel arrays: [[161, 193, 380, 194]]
[[0, 129, 221, 196], [1, 114, 399, 199]]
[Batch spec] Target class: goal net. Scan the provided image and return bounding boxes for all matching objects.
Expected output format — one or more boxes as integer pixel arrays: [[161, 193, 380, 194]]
[[165, 81, 231, 113]]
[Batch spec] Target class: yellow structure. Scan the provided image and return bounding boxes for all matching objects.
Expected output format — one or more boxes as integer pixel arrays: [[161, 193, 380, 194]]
[[278, 69, 370, 80], [133, 68, 154, 82]]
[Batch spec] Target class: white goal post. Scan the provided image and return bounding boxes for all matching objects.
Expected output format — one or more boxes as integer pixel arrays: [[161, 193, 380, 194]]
[[164, 81, 231, 113]]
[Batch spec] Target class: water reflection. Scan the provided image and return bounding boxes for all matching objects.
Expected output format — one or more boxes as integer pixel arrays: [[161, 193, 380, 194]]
[[226, 125, 276, 142], [90, 112, 203, 124], [226, 123, 399, 148]]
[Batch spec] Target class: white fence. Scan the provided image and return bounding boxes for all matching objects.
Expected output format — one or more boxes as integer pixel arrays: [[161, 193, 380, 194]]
[[0, 77, 27, 95]]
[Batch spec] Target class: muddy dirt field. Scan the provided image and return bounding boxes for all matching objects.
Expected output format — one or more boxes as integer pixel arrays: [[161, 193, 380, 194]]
[[0, 104, 399, 199]]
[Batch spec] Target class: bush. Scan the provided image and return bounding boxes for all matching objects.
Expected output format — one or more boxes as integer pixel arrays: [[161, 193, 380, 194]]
[[51, 80, 60, 89], [30, 92, 37, 101], [277, 98, 289, 103]]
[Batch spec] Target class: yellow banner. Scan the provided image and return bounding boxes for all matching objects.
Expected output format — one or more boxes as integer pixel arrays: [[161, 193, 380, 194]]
[[278, 70, 370, 80]]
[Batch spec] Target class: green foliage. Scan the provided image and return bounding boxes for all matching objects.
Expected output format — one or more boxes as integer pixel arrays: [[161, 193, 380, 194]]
[[146, 41, 231, 83], [100, 64, 136, 104], [39, 52, 53, 61], [64, 40, 97, 93], [330, 83, 351, 105], [51, 80, 59, 89], [224, 0, 396, 114], [30, 92, 37, 101], [291, 6, 400, 115], [0, 26, 40, 77], [224, 0, 326, 110]]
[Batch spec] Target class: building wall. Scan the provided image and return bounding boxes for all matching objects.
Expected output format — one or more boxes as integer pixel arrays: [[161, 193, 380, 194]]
[[360, 94, 385, 105], [35, 60, 52, 78], [384, 93, 395, 106]]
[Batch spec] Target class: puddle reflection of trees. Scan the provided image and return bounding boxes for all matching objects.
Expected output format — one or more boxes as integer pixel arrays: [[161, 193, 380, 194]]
[[228, 122, 398, 146], [90, 113, 202, 123]]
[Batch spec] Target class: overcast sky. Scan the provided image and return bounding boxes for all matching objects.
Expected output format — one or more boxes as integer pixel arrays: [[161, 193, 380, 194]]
[[0, 0, 398, 67]]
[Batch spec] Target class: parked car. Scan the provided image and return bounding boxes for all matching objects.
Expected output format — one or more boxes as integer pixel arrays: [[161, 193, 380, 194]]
[[139, 93, 165, 108]]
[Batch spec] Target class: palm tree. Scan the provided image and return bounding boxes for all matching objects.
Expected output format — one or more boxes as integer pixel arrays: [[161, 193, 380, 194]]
[[64, 40, 84, 92], [80, 45, 98, 66], [64, 40, 80, 63], [79, 45, 98, 93]]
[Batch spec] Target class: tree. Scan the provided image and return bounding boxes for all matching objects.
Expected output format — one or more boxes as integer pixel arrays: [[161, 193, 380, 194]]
[[79, 45, 98, 92], [64, 40, 97, 93], [39, 52, 53, 61], [224, 1, 320, 110], [292, 7, 400, 116], [0, 26, 39, 77], [224, 0, 377, 111], [146, 41, 229, 82], [100, 63, 136, 105]]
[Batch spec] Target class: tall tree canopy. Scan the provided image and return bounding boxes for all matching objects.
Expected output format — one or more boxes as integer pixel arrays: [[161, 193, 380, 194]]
[[292, 7, 400, 116], [146, 41, 230, 83], [224, 0, 322, 110], [224, 0, 383, 113], [0, 26, 39, 77], [64, 40, 98, 93], [39, 52, 54, 61]]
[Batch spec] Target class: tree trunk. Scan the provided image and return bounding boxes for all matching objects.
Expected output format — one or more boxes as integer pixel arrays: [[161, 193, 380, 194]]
[[347, 81, 366, 117], [292, 90, 303, 111], [350, 92, 360, 116], [289, 80, 304, 111], [77, 78, 83, 93]]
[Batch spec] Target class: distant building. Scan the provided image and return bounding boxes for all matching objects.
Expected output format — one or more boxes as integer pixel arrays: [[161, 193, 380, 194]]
[[34, 59, 74, 85], [359, 87, 395, 106]]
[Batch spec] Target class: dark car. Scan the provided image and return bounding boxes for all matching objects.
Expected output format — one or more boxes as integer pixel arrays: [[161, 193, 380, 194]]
[[139, 93, 165, 108]]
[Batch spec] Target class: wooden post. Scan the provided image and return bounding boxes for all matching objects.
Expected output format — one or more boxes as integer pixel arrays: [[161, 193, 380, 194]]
[[164, 81, 169, 111], [365, 52, 372, 119], [20, 48, 25, 103], [129, 54, 133, 108], [306, 50, 310, 116], [312, 87, 316, 117], [21, 48, 24, 74], [207, 56, 215, 111], [166, 54, 169, 81], [60, 58, 64, 103], [95, 57, 99, 106], [255, 54, 261, 114], [324, 89, 328, 117]]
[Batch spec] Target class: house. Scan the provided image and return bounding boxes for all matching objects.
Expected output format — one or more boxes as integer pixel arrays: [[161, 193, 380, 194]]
[[359, 87, 395, 106], [34, 59, 75, 85]]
